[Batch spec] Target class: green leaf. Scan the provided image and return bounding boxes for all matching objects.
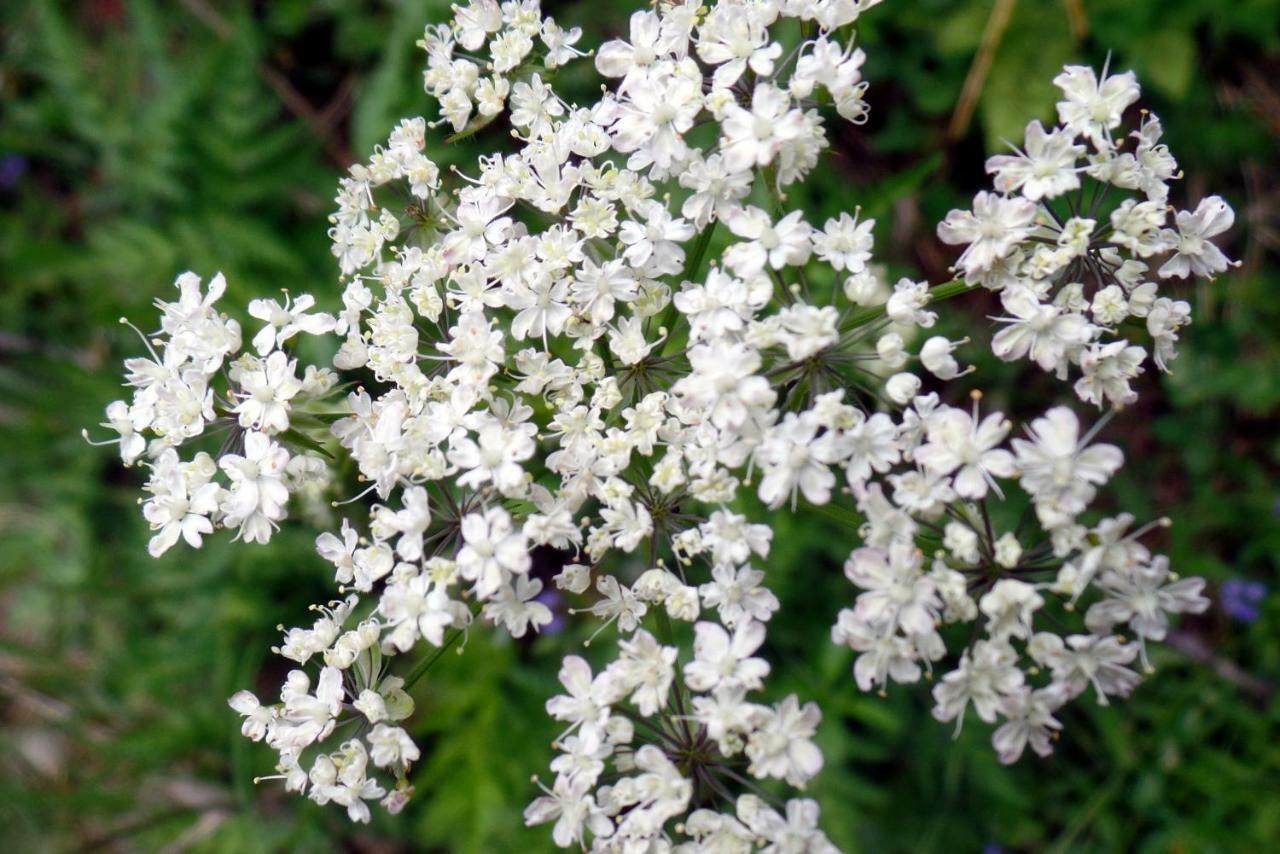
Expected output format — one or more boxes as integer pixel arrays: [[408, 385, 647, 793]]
[[1128, 29, 1198, 100], [979, 3, 1074, 150]]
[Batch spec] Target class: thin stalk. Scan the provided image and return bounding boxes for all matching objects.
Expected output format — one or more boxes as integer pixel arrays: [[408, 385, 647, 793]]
[[403, 627, 466, 690], [659, 221, 718, 353]]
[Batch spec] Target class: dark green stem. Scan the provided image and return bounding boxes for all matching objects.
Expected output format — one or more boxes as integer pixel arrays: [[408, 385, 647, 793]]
[[403, 627, 466, 690]]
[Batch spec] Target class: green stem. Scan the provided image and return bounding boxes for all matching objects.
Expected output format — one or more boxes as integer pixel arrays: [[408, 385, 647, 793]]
[[596, 337, 617, 375], [651, 607, 695, 740], [659, 221, 718, 353], [652, 606, 676, 646], [403, 627, 466, 690]]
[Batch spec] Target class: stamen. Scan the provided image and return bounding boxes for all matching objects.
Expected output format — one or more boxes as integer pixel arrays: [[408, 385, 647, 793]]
[[119, 317, 163, 363], [331, 482, 380, 507]]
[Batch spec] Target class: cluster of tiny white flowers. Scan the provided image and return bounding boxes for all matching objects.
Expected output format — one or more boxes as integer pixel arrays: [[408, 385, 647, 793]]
[[830, 396, 1209, 765], [91, 0, 1234, 848], [937, 62, 1238, 407], [85, 274, 340, 554]]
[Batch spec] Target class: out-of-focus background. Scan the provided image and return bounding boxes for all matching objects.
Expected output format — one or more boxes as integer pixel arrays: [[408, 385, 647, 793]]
[[2, 0, 1279, 850]]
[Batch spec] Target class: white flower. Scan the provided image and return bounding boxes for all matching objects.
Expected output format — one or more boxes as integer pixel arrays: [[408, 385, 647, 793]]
[[484, 575, 554, 638], [913, 404, 1014, 499], [1085, 556, 1209, 643], [812, 211, 875, 272], [546, 655, 613, 741], [91, 400, 149, 465], [219, 431, 291, 544], [605, 628, 676, 716], [595, 10, 668, 90], [834, 410, 900, 486], [234, 351, 303, 434], [442, 196, 513, 266], [745, 695, 823, 788], [674, 268, 768, 342], [507, 274, 572, 342], [674, 340, 775, 431], [1030, 632, 1140, 705], [885, 372, 922, 404], [699, 564, 779, 628], [722, 206, 813, 277], [920, 336, 968, 381], [612, 745, 692, 840], [737, 795, 840, 854], [1157, 195, 1236, 279], [228, 690, 273, 741], [1012, 407, 1123, 515], [570, 257, 637, 324], [992, 686, 1065, 764], [607, 64, 704, 171], [247, 292, 335, 356], [379, 574, 456, 650], [274, 666, 344, 750], [684, 620, 770, 693], [756, 413, 836, 509], [991, 288, 1096, 375], [142, 451, 221, 556], [932, 639, 1024, 728], [524, 774, 613, 848], [457, 506, 531, 599], [578, 576, 648, 636], [1146, 296, 1192, 371], [618, 201, 695, 274], [832, 613, 923, 692], [308, 739, 385, 823], [682, 806, 755, 849], [448, 422, 535, 496], [368, 723, 420, 768], [452, 0, 500, 50], [719, 83, 807, 173], [986, 120, 1085, 200], [884, 277, 936, 327], [679, 151, 752, 226], [1110, 199, 1170, 257], [1075, 340, 1146, 407], [509, 74, 564, 136], [841, 543, 939, 637], [691, 686, 766, 749], [606, 312, 660, 366], [1053, 64, 1140, 148], [156, 271, 241, 371], [695, 3, 781, 88], [936, 191, 1037, 278], [979, 579, 1043, 641]]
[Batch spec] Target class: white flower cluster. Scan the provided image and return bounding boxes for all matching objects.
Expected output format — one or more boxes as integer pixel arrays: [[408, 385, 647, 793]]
[[830, 397, 1209, 764], [92, 0, 1234, 848], [937, 63, 1238, 407], [86, 274, 339, 554]]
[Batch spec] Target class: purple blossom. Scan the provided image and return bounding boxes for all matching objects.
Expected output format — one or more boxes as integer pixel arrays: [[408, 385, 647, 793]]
[[0, 154, 28, 190], [1220, 579, 1267, 624], [535, 587, 567, 635]]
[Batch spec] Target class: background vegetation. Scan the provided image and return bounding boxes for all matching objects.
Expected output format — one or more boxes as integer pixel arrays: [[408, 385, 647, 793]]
[[2, 0, 1279, 850]]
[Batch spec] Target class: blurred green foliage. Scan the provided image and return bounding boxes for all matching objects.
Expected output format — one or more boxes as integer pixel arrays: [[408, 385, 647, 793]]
[[2, 0, 1279, 851]]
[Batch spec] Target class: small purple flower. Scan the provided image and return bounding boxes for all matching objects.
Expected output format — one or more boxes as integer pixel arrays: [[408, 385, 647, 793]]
[[0, 154, 28, 190], [1220, 579, 1267, 623], [535, 587, 567, 635]]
